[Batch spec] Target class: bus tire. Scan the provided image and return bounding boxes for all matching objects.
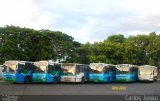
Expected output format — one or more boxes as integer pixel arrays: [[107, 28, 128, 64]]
[[81, 77, 85, 84], [24, 77, 31, 84], [53, 77, 58, 84], [13, 82, 17, 84], [154, 76, 157, 82]]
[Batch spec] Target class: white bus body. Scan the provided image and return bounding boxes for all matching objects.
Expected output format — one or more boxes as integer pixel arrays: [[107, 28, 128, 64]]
[[60, 63, 89, 83], [138, 65, 158, 82]]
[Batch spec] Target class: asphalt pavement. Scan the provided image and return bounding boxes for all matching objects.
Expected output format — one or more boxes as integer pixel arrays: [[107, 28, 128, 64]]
[[0, 81, 160, 95]]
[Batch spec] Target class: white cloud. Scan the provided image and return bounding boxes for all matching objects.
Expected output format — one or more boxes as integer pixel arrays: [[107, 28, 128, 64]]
[[0, 0, 54, 29], [1, 0, 160, 43]]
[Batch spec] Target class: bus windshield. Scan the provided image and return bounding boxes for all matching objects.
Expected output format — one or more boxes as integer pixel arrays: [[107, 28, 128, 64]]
[[34, 61, 47, 73], [90, 63, 103, 74], [116, 65, 130, 74], [3, 61, 18, 73], [139, 66, 152, 75], [61, 64, 75, 75]]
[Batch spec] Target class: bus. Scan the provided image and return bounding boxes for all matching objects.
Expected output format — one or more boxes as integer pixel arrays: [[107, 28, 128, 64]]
[[89, 63, 116, 83], [2, 60, 33, 83], [138, 65, 158, 82], [116, 64, 138, 82], [60, 63, 90, 83], [0, 65, 3, 79], [32, 61, 61, 84]]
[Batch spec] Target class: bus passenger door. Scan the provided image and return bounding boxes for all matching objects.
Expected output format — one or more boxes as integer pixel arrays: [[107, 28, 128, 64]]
[[111, 67, 116, 82], [76, 65, 84, 82], [32, 66, 44, 82], [47, 64, 61, 83], [16, 64, 25, 83], [55, 64, 61, 81], [104, 66, 110, 82]]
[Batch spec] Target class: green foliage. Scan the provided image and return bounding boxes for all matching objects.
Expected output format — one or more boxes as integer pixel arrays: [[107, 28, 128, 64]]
[[77, 33, 160, 71], [0, 25, 80, 63], [0, 25, 160, 71]]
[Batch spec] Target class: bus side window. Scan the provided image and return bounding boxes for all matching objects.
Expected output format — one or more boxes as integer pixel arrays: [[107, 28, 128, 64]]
[[87, 66, 90, 75], [33, 66, 40, 73], [130, 68, 133, 74], [76, 65, 80, 74], [153, 71, 154, 75], [103, 66, 107, 74], [88, 66, 92, 73], [131, 67, 138, 74], [105, 66, 110, 74], [155, 68, 157, 74], [30, 63, 34, 71], [79, 65, 84, 73], [25, 63, 32, 71], [86, 66, 89, 73], [18, 64, 25, 73], [55, 64, 61, 71], [48, 65, 54, 73], [111, 66, 116, 73]]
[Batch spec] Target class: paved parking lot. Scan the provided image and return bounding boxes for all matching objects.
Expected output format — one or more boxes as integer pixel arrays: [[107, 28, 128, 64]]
[[0, 81, 160, 95]]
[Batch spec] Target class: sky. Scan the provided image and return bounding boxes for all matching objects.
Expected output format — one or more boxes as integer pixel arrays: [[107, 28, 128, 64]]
[[0, 0, 160, 43]]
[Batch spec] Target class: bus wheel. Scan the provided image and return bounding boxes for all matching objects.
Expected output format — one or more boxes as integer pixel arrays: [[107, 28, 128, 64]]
[[25, 77, 31, 84], [53, 77, 58, 84], [154, 76, 157, 82], [81, 77, 85, 84], [13, 82, 17, 84]]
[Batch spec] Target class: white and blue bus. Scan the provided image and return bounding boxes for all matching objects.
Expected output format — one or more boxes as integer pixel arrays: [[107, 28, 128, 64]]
[[2, 60, 33, 83], [60, 63, 90, 83], [89, 63, 116, 83], [32, 61, 61, 84], [116, 64, 138, 82]]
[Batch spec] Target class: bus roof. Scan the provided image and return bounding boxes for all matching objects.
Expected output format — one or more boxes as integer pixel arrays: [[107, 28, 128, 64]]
[[3, 61, 33, 66], [117, 64, 132, 65], [139, 65, 157, 68], [4, 60, 30, 64], [116, 64, 138, 68], [34, 60, 60, 65], [61, 63, 88, 66], [117, 64, 138, 66], [42, 60, 60, 63], [90, 63, 113, 65]]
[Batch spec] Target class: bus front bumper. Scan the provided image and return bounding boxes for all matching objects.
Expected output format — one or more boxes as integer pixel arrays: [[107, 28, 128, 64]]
[[61, 76, 82, 82], [89, 79, 106, 82], [116, 78, 133, 82], [89, 76, 106, 82], [138, 75, 154, 81]]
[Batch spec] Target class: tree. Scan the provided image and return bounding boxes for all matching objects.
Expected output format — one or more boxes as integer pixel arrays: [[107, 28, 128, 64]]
[[147, 32, 160, 68], [0, 25, 80, 63]]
